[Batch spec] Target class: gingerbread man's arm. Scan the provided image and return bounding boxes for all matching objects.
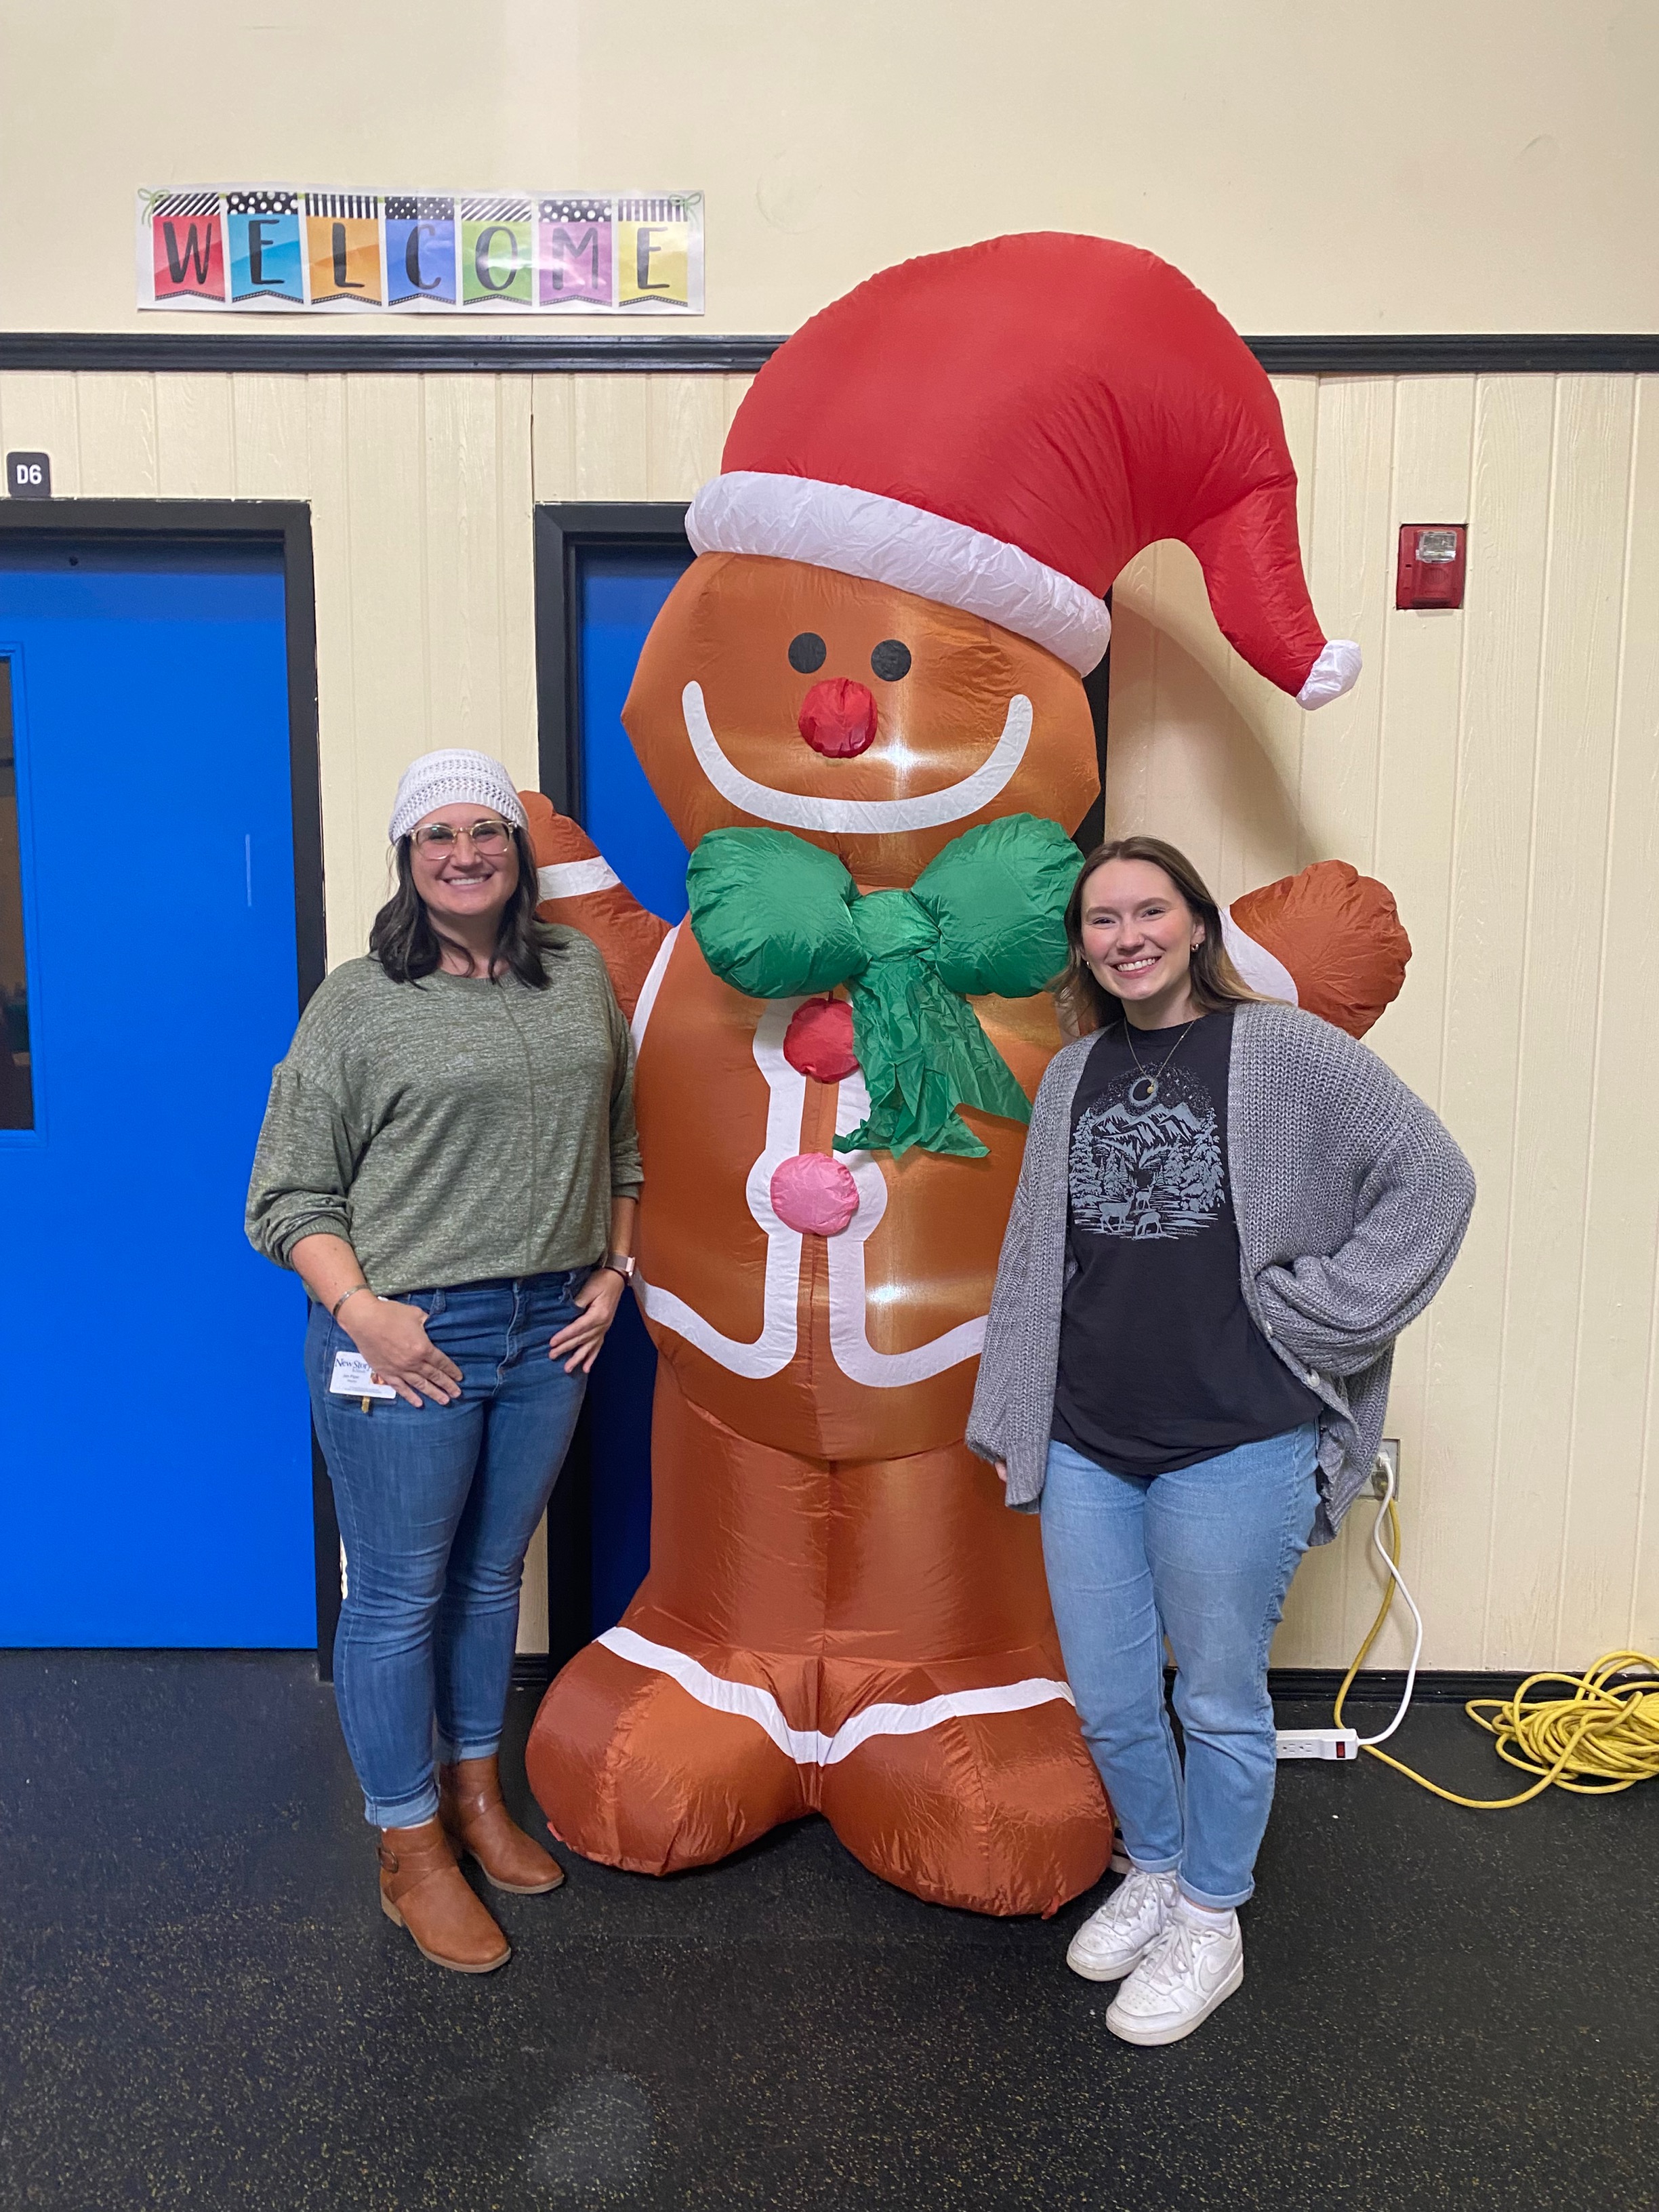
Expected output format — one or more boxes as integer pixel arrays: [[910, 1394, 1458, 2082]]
[[520, 790, 673, 1021], [1227, 859, 1412, 1040]]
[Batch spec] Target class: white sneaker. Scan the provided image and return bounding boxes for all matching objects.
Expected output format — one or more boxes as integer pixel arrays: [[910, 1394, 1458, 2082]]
[[1105, 1906, 1244, 2046], [1065, 1869, 1179, 1983]]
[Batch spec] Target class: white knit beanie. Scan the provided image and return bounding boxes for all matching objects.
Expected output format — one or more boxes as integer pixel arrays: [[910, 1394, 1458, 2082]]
[[388, 749, 527, 844]]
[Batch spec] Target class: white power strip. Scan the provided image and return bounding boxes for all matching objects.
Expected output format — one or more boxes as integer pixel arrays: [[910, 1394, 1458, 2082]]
[[1275, 1727, 1360, 1761]]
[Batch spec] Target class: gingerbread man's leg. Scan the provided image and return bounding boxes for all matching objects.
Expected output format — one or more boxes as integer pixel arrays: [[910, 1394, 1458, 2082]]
[[527, 1361, 1111, 1914]]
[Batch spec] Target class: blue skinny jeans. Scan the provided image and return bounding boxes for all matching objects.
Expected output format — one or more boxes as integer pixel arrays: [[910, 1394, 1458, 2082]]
[[1040, 1424, 1319, 1910], [305, 1271, 589, 1828]]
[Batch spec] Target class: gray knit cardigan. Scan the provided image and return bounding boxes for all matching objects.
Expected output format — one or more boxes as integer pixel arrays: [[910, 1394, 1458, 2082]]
[[965, 1001, 1476, 1544]]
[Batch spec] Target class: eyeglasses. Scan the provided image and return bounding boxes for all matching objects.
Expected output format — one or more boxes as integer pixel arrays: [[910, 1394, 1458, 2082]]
[[411, 818, 515, 853]]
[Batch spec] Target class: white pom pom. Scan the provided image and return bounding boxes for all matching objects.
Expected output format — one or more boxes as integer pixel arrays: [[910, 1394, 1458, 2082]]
[[1296, 639, 1362, 711]]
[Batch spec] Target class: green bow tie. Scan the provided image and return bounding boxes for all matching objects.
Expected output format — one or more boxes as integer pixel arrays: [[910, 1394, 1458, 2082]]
[[686, 814, 1081, 1159]]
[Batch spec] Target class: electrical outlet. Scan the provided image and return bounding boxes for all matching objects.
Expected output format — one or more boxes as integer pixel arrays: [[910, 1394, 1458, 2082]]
[[1373, 1439, 1401, 1500]]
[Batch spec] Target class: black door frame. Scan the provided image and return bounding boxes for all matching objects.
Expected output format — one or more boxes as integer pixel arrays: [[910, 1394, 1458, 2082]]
[[530, 501, 693, 1679], [0, 499, 332, 1662]]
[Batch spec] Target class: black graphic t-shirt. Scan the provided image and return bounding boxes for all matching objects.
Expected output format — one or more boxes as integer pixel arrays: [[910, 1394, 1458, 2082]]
[[1050, 1007, 1321, 1477]]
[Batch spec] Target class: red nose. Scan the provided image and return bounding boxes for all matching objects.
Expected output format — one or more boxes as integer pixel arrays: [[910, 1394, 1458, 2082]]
[[798, 676, 878, 758]]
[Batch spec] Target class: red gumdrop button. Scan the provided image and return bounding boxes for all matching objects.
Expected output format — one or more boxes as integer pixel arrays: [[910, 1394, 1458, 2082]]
[[798, 676, 878, 758], [783, 997, 859, 1082]]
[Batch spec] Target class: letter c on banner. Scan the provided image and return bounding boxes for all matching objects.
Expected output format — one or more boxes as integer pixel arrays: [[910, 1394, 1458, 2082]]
[[407, 222, 440, 291]]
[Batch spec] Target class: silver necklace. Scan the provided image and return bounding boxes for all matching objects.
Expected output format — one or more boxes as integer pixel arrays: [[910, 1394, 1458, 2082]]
[[1122, 1015, 1197, 1107]]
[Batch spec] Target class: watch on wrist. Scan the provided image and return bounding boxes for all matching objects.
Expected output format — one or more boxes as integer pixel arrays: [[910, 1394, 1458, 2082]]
[[601, 1253, 636, 1282]]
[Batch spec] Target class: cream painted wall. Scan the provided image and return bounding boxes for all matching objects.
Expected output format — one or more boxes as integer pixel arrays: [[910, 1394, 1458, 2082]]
[[1, 1, 1656, 336], [1109, 374, 1659, 1673], [3, 361, 1653, 1670]]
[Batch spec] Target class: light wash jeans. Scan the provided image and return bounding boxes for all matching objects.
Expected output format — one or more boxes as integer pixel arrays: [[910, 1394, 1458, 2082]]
[[1040, 1424, 1319, 1909], [305, 1271, 590, 1828]]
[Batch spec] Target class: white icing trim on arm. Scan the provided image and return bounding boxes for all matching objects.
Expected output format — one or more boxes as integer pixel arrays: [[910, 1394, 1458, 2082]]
[[1222, 910, 1300, 1006], [538, 856, 621, 899]]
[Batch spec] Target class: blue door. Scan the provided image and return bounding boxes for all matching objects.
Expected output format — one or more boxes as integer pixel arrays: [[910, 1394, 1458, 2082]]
[[574, 542, 691, 1633], [0, 541, 315, 1646]]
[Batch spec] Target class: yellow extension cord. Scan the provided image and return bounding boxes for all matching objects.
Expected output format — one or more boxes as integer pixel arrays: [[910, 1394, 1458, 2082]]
[[1332, 1496, 1659, 1807]]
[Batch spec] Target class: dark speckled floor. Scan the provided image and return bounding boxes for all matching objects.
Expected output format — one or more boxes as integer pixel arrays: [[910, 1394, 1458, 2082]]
[[1, 1655, 1654, 2212]]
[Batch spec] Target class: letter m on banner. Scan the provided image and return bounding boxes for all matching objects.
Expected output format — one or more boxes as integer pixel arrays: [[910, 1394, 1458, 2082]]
[[151, 191, 225, 302]]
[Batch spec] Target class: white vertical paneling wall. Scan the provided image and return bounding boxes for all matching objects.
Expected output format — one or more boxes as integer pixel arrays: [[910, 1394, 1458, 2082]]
[[1107, 375, 1659, 1671], [0, 365, 1652, 1670]]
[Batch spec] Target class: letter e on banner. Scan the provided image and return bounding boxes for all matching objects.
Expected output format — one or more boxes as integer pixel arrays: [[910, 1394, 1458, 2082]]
[[617, 200, 689, 306]]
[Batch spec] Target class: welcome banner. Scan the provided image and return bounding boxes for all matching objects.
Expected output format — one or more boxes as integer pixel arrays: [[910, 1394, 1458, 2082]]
[[138, 187, 703, 314]]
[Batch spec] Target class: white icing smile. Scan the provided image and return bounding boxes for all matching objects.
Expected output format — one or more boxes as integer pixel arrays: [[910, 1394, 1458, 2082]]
[[680, 681, 1033, 834]]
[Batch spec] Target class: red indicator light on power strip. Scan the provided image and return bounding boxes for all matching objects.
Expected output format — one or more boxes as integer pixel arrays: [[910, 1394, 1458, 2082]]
[[1397, 524, 1467, 610]]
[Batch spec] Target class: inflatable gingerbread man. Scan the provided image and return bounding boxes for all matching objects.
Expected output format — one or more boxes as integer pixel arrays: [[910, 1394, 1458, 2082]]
[[524, 236, 1410, 1916]]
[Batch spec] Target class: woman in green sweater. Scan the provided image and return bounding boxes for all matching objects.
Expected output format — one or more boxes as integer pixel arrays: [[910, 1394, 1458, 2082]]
[[247, 748, 641, 1975]]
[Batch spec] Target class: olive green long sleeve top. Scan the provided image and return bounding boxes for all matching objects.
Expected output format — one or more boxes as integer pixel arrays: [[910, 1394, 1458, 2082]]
[[245, 928, 642, 1296]]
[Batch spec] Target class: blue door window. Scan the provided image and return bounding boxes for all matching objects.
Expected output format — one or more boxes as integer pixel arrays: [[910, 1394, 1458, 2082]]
[[0, 542, 314, 1647]]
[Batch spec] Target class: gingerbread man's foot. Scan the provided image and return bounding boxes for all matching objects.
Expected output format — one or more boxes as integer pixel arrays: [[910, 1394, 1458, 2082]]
[[526, 1634, 808, 1876], [816, 1660, 1113, 1917]]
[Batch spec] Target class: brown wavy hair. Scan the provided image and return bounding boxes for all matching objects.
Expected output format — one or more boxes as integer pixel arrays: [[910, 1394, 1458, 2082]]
[[369, 823, 558, 989], [1052, 835, 1267, 1036]]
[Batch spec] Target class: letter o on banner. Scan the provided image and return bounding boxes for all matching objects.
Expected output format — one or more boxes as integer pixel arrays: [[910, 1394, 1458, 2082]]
[[474, 223, 520, 292]]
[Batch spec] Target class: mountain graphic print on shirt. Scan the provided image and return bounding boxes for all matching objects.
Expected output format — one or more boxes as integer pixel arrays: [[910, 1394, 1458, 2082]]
[[1051, 1007, 1321, 1477], [1069, 1059, 1226, 1242]]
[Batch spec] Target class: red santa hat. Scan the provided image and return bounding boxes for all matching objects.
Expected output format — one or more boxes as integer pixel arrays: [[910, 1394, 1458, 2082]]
[[689, 234, 1359, 708]]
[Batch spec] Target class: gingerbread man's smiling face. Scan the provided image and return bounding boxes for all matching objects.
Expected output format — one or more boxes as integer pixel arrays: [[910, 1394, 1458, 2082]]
[[622, 553, 1101, 888]]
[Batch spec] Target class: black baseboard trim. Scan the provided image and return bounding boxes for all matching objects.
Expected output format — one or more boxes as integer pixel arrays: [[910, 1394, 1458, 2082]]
[[1269, 1668, 1531, 1705], [512, 1653, 557, 1692], [3, 331, 1659, 378]]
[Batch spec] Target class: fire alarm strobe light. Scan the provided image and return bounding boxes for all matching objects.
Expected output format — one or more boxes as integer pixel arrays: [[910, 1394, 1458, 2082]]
[[1396, 523, 1467, 611]]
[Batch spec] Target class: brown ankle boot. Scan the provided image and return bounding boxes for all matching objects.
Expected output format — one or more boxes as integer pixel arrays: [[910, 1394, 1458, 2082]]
[[377, 1818, 512, 1972], [438, 1755, 565, 1895]]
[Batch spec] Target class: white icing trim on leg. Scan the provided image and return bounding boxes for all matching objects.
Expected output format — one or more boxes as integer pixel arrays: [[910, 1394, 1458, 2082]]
[[598, 1624, 1074, 1767], [635, 996, 806, 1378], [824, 1068, 987, 1387]]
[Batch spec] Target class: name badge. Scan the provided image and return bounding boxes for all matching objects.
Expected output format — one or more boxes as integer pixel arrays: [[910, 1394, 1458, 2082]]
[[329, 1350, 397, 1401]]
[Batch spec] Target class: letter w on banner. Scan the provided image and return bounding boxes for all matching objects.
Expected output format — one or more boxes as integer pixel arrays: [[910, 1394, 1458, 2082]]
[[148, 190, 225, 303]]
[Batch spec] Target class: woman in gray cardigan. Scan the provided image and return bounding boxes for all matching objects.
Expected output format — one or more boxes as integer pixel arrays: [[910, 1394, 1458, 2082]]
[[967, 835, 1473, 2046]]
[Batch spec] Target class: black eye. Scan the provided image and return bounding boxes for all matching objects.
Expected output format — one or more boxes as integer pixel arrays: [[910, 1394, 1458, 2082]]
[[870, 639, 912, 682], [788, 632, 827, 674]]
